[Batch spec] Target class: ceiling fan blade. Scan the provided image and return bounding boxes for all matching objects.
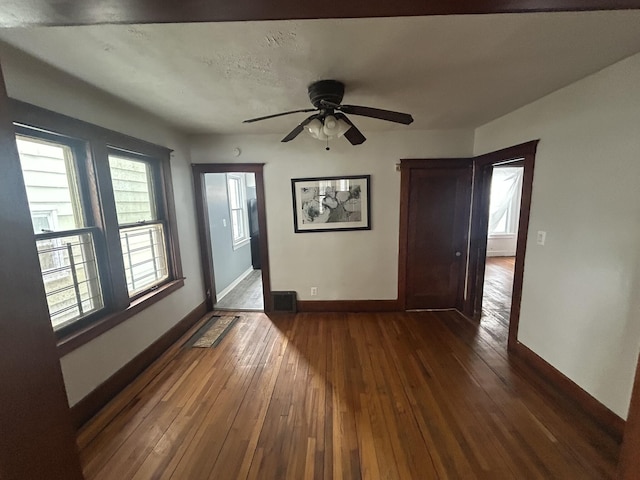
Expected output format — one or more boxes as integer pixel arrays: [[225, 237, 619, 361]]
[[281, 114, 319, 142], [337, 104, 413, 125], [243, 108, 317, 123], [335, 113, 366, 145]]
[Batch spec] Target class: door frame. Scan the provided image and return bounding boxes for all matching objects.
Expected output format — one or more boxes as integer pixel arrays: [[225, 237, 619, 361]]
[[398, 157, 473, 311], [192, 163, 272, 312], [464, 140, 538, 350]]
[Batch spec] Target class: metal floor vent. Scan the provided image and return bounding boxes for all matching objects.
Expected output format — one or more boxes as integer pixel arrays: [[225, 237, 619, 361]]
[[272, 291, 297, 313]]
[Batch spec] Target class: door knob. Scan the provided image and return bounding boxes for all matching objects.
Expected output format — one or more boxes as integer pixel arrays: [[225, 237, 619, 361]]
[[455, 251, 462, 257]]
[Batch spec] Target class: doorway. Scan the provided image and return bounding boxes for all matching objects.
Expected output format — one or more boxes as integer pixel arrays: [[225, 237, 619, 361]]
[[480, 165, 524, 347], [466, 141, 537, 350], [399, 141, 537, 350], [204, 172, 263, 311], [192, 164, 272, 312]]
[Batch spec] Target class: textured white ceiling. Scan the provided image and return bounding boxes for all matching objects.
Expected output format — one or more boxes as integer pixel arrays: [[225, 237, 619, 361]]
[[1, 11, 640, 135]]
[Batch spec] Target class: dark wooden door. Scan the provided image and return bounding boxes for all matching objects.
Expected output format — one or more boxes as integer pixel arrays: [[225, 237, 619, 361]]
[[402, 160, 472, 310]]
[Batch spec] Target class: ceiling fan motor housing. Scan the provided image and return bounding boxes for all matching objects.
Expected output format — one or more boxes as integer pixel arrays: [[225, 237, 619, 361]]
[[308, 80, 345, 109]]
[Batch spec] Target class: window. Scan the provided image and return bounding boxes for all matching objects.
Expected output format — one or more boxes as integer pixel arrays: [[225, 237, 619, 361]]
[[17, 134, 104, 331], [226, 173, 250, 248], [488, 166, 524, 236], [109, 154, 169, 296], [13, 100, 183, 346]]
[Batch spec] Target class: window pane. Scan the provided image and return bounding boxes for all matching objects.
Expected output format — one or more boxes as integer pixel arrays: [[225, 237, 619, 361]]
[[228, 177, 240, 209], [120, 223, 168, 296], [36, 231, 104, 330], [488, 167, 523, 235], [231, 209, 244, 240], [109, 155, 155, 224], [16, 135, 84, 232]]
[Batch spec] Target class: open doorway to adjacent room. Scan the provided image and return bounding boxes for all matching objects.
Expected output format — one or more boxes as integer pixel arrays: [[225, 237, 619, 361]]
[[192, 163, 271, 313], [481, 165, 524, 347], [204, 171, 263, 311]]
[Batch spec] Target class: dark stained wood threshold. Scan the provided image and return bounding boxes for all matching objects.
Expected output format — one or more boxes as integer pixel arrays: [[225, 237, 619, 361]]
[[58, 279, 185, 356], [2, 0, 640, 27], [297, 299, 400, 312], [512, 341, 625, 442], [71, 300, 208, 433]]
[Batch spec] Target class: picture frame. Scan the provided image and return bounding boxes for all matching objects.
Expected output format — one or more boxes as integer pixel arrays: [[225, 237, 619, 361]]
[[291, 175, 371, 233]]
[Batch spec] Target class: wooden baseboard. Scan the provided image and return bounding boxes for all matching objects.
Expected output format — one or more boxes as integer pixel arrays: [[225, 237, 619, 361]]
[[297, 299, 400, 313], [512, 342, 625, 442], [70, 301, 208, 432]]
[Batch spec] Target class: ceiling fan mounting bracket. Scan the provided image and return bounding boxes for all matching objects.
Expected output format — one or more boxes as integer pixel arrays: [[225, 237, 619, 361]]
[[308, 80, 345, 109]]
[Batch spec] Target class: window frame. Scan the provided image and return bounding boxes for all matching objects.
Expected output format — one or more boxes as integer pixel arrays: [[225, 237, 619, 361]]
[[10, 99, 184, 355], [226, 173, 250, 249], [108, 149, 171, 299]]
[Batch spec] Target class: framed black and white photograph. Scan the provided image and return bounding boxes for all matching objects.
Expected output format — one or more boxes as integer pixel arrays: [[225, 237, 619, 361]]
[[291, 175, 371, 233]]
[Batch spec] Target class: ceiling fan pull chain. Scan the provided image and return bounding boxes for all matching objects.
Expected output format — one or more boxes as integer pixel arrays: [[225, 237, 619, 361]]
[[326, 137, 330, 151]]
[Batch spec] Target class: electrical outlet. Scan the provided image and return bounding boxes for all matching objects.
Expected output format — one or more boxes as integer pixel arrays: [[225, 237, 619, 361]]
[[310, 287, 318, 296], [222, 218, 227, 227], [537, 230, 546, 246]]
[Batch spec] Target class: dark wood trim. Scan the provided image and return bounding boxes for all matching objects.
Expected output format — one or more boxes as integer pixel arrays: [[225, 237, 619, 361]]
[[465, 140, 539, 351], [397, 160, 410, 311], [10, 98, 186, 351], [2, 0, 640, 27], [70, 300, 207, 430], [10, 99, 172, 158], [0, 63, 84, 479], [397, 157, 473, 311], [92, 141, 131, 310], [192, 167, 215, 310], [58, 278, 184, 356], [512, 342, 625, 442], [255, 168, 273, 312], [161, 153, 183, 280], [297, 300, 400, 313], [618, 351, 640, 478], [191, 163, 273, 312]]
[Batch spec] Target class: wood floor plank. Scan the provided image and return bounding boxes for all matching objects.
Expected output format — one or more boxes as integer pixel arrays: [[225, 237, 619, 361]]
[[80, 302, 620, 479]]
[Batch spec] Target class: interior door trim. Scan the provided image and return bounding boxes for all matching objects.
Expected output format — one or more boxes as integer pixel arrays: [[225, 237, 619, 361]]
[[191, 163, 272, 312], [465, 140, 539, 350]]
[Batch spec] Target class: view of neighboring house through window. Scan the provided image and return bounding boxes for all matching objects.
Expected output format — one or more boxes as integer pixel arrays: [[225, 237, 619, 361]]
[[109, 154, 169, 297], [227, 173, 250, 249], [16, 134, 104, 331], [13, 103, 181, 342]]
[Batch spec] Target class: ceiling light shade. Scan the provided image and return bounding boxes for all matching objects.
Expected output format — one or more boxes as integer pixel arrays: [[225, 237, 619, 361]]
[[306, 119, 326, 140], [322, 115, 338, 136], [334, 118, 351, 137], [323, 115, 350, 137]]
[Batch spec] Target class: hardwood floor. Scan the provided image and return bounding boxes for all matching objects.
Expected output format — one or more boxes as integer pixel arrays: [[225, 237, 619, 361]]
[[214, 269, 264, 311], [78, 309, 619, 479], [480, 256, 515, 350]]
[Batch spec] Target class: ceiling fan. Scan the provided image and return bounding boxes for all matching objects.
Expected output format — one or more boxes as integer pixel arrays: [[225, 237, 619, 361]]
[[243, 80, 414, 148]]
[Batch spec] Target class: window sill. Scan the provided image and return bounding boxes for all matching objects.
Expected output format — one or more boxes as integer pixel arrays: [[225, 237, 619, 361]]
[[57, 278, 185, 356], [232, 238, 250, 250], [488, 233, 517, 239]]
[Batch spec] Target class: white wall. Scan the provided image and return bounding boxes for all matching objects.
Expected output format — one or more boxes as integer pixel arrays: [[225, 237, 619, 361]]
[[486, 234, 517, 257], [474, 52, 640, 418], [190, 129, 474, 301], [0, 43, 205, 406]]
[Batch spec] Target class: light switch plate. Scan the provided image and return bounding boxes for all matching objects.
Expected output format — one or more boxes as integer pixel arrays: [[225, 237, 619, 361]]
[[536, 230, 546, 245]]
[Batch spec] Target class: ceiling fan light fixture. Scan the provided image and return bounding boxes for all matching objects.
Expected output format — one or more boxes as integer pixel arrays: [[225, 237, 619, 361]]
[[322, 115, 351, 138], [306, 118, 327, 140]]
